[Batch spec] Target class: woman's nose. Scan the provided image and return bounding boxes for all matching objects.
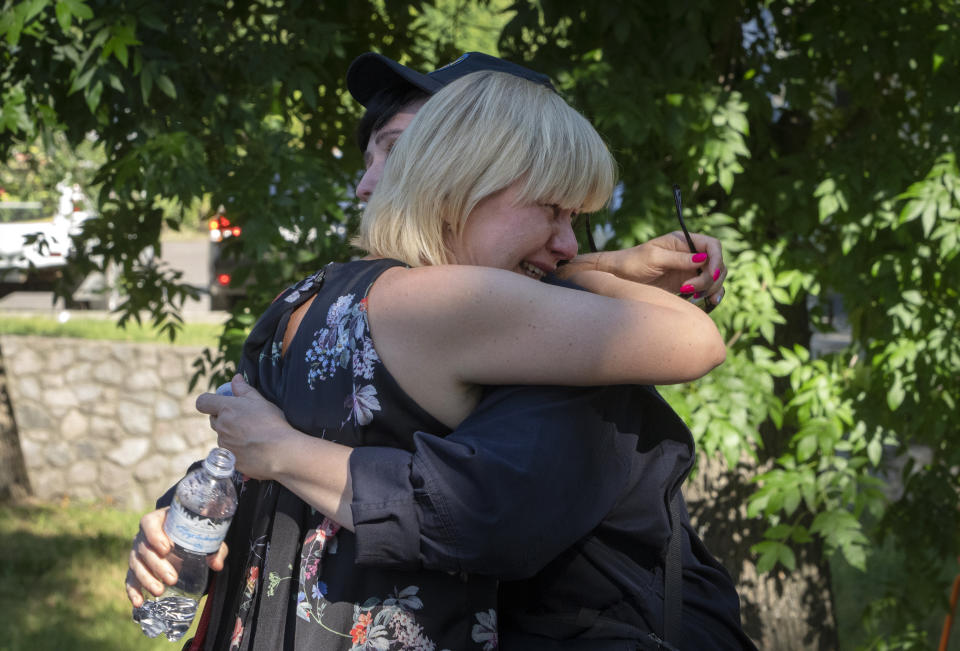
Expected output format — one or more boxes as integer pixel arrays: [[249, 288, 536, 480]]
[[552, 220, 579, 261]]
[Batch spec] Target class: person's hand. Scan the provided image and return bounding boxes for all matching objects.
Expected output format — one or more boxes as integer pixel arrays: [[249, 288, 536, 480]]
[[196, 375, 291, 480], [125, 507, 228, 608], [567, 231, 727, 307]]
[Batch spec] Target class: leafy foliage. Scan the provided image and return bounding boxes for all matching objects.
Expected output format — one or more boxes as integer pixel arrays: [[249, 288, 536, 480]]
[[1, 0, 438, 360]]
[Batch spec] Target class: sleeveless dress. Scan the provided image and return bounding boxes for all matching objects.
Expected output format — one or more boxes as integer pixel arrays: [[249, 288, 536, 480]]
[[193, 259, 499, 651]]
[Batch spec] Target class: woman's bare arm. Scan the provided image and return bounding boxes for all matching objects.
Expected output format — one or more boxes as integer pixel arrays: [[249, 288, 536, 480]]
[[196, 378, 357, 531], [366, 264, 724, 427]]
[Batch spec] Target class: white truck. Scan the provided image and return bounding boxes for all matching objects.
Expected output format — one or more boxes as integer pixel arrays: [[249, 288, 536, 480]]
[[0, 183, 115, 308]]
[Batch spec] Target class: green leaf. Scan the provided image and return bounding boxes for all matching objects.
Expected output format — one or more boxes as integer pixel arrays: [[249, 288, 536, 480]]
[[114, 40, 129, 67], [140, 66, 154, 104], [765, 523, 794, 540], [867, 437, 882, 467], [760, 320, 774, 344], [901, 290, 923, 306], [842, 542, 867, 571], [61, 0, 92, 20], [797, 434, 818, 462], [55, 1, 72, 32], [769, 286, 791, 304], [719, 168, 734, 194], [752, 541, 780, 574], [783, 486, 801, 516], [68, 64, 96, 94], [156, 74, 177, 99], [922, 200, 938, 237], [779, 543, 797, 571], [751, 540, 795, 573], [818, 193, 839, 222], [4, 10, 25, 46], [84, 79, 103, 113], [886, 379, 905, 411]]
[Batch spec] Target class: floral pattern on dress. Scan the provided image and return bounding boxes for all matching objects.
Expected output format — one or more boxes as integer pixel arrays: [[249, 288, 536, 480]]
[[345, 586, 435, 650], [226, 261, 496, 650], [259, 339, 282, 367], [287, 571, 497, 651], [471, 609, 497, 650], [304, 294, 382, 426], [229, 616, 244, 650]]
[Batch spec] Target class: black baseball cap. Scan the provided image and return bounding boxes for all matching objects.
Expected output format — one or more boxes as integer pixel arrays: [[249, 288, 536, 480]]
[[346, 51, 556, 107]]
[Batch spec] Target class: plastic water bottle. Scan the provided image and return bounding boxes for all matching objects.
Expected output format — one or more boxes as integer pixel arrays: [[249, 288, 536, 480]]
[[133, 446, 238, 641]]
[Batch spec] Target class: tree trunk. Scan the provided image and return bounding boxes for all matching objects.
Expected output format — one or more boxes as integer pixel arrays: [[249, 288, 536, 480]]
[[685, 454, 838, 650], [0, 342, 31, 502]]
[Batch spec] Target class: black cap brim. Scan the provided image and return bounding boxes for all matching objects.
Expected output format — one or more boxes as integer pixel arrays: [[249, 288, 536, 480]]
[[347, 52, 556, 108], [347, 53, 444, 107]]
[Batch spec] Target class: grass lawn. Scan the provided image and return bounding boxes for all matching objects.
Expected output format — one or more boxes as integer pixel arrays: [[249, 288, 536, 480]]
[[0, 314, 223, 347], [0, 499, 203, 651], [2, 500, 956, 650]]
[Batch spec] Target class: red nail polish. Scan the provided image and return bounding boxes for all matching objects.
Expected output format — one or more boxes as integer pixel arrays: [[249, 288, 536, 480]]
[[712, 268, 721, 281], [693, 292, 703, 299], [680, 284, 695, 294], [692, 253, 707, 263]]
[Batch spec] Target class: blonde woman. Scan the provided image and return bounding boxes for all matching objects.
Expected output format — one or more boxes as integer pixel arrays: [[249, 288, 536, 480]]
[[129, 71, 747, 650]]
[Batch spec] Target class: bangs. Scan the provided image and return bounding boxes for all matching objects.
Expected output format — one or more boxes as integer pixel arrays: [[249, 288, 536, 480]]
[[513, 95, 616, 214], [358, 70, 619, 267]]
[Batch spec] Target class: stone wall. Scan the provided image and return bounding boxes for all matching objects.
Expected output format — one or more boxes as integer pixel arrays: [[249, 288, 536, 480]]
[[0, 334, 217, 512]]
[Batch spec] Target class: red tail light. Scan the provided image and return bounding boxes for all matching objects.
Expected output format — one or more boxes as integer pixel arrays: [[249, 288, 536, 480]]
[[209, 214, 240, 242]]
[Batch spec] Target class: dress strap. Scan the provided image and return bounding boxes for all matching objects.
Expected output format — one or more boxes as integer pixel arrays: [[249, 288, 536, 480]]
[[240, 267, 326, 380]]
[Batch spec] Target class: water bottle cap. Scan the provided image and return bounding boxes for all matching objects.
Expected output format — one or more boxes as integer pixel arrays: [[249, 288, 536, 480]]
[[203, 447, 236, 478]]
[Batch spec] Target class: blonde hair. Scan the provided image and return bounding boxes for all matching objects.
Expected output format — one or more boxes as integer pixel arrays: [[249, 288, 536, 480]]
[[355, 71, 617, 266]]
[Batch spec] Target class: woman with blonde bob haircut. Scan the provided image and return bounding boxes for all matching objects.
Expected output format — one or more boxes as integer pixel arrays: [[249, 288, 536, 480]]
[[357, 70, 616, 267], [134, 70, 728, 650]]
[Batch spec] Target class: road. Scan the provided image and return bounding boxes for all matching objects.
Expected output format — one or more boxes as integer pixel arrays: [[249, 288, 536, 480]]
[[160, 236, 212, 314], [0, 235, 215, 318]]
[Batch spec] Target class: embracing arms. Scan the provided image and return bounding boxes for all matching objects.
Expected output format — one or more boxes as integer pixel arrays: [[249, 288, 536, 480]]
[[367, 264, 725, 427]]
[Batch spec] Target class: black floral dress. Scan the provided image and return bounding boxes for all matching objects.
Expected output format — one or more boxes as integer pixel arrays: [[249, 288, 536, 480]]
[[193, 259, 499, 651]]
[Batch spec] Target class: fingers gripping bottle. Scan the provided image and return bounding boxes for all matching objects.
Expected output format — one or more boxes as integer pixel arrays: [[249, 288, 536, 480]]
[[133, 447, 238, 641]]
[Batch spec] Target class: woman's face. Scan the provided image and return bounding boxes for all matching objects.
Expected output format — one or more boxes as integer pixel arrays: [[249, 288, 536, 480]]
[[446, 183, 579, 280], [356, 101, 426, 202]]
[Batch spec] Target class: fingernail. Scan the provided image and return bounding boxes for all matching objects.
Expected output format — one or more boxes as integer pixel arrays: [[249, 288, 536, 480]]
[[680, 284, 696, 294], [692, 253, 707, 263], [712, 268, 721, 281], [693, 292, 703, 299]]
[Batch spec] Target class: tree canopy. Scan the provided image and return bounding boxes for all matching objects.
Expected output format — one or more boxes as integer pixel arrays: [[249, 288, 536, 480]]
[[2, 0, 958, 647]]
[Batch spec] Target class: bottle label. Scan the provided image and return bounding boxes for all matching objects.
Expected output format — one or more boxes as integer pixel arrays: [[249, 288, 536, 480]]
[[165, 499, 232, 554]]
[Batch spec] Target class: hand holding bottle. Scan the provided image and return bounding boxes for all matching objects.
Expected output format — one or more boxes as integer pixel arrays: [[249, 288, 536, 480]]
[[125, 507, 229, 608], [130, 448, 238, 641]]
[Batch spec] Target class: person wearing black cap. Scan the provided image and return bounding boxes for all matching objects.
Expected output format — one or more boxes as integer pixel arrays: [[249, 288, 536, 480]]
[[126, 57, 752, 651], [336, 53, 752, 651]]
